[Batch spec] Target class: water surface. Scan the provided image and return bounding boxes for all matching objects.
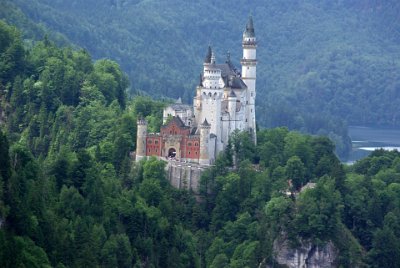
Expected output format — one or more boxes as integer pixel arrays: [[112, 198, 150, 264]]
[[347, 126, 400, 164]]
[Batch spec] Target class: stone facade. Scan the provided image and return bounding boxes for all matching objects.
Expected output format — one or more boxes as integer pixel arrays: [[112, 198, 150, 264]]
[[136, 16, 258, 167]]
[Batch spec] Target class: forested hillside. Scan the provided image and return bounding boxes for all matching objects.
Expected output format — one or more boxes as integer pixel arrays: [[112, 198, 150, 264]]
[[2, 0, 400, 158], [1, 21, 400, 267]]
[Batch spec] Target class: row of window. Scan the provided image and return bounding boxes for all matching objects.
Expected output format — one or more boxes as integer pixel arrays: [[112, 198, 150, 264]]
[[205, 70, 220, 74], [148, 140, 200, 148], [187, 142, 199, 147], [147, 149, 199, 157]]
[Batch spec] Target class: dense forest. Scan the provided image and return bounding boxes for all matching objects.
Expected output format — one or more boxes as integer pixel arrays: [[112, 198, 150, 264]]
[[2, 0, 400, 158], [1, 20, 400, 267]]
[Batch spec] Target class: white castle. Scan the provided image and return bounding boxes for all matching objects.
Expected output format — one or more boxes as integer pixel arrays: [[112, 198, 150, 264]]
[[136, 16, 257, 166]]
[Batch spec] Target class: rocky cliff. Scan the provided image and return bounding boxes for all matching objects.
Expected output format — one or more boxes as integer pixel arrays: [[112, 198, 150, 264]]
[[268, 237, 338, 268]]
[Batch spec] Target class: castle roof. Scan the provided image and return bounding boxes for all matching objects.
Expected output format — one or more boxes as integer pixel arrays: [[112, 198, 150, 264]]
[[204, 46, 212, 63], [229, 77, 247, 89], [168, 100, 191, 111], [201, 61, 246, 90], [216, 63, 237, 77], [243, 15, 255, 38], [191, 127, 198, 135], [161, 116, 187, 129], [201, 118, 210, 127]]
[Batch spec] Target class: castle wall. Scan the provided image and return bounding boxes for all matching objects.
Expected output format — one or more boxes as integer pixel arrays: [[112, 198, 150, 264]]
[[146, 135, 162, 157], [167, 161, 205, 193], [199, 91, 222, 138], [136, 120, 148, 161], [182, 137, 200, 160]]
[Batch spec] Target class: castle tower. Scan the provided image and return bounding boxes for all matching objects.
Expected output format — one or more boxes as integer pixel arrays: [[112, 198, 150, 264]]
[[203, 47, 224, 90], [136, 118, 148, 161], [200, 46, 223, 144], [199, 119, 211, 165], [241, 16, 257, 143], [227, 89, 237, 133]]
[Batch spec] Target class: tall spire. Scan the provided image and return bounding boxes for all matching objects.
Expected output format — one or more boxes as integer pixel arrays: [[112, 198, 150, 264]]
[[211, 50, 216, 64], [226, 51, 231, 63], [204, 46, 212, 63], [243, 15, 255, 38]]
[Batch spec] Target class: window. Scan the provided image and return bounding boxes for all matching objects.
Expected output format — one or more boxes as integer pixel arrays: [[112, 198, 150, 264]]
[[148, 140, 152, 144], [188, 142, 192, 146], [155, 140, 159, 144]]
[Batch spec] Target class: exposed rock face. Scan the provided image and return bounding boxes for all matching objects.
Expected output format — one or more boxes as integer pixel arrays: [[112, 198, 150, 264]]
[[272, 237, 338, 268]]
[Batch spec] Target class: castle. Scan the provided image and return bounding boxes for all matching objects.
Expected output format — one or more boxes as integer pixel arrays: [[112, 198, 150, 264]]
[[136, 16, 257, 166]]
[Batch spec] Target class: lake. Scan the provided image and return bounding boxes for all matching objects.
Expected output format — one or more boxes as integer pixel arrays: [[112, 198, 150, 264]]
[[346, 126, 400, 164]]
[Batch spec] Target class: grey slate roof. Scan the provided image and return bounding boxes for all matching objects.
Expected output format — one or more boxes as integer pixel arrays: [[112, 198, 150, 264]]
[[168, 99, 191, 111], [201, 118, 210, 127], [204, 46, 212, 63], [161, 116, 188, 129], [244, 16, 255, 38], [229, 77, 247, 89], [214, 62, 247, 90]]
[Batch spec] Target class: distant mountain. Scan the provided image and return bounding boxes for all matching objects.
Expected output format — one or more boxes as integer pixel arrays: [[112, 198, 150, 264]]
[[2, 0, 400, 157]]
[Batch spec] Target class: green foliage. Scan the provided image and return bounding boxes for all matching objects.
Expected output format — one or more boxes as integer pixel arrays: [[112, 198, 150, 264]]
[[1, 235, 52, 268], [285, 156, 306, 190], [293, 177, 343, 242]]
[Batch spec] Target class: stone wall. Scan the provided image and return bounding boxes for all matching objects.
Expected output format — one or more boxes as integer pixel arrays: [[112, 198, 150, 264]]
[[167, 161, 205, 194]]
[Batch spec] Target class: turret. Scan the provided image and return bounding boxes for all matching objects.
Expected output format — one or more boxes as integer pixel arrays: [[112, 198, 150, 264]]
[[241, 15, 257, 143], [199, 119, 211, 165], [203, 46, 223, 89], [204, 45, 212, 64], [136, 118, 148, 161]]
